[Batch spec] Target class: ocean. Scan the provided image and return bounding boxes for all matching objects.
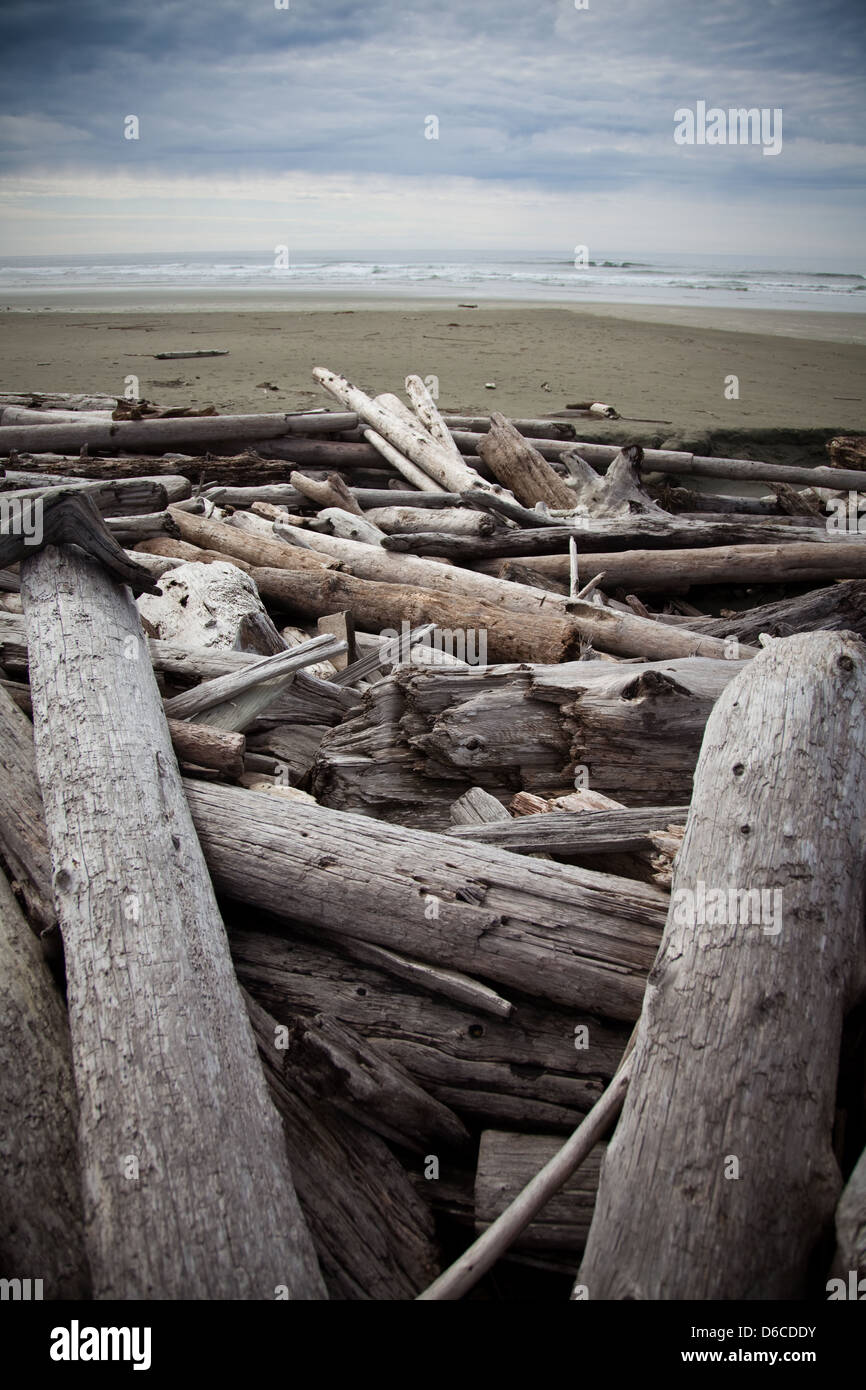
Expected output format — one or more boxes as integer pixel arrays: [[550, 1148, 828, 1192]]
[[1, 250, 864, 313]]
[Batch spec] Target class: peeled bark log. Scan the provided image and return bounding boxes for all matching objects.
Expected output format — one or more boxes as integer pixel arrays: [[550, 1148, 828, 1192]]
[[478, 414, 575, 510], [0, 865, 91, 1297], [187, 779, 668, 1020], [244, 989, 440, 1300], [168, 507, 336, 572], [166, 719, 246, 779], [0, 411, 356, 455], [577, 631, 866, 1300], [249, 564, 585, 664], [513, 539, 866, 590], [233, 927, 630, 1130], [21, 545, 326, 1300], [314, 368, 489, 493]]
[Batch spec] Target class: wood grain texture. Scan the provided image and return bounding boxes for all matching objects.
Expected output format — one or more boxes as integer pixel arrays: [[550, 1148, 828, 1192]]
[[21, 544, 326, 1300], [577, 632, 866, 1299]]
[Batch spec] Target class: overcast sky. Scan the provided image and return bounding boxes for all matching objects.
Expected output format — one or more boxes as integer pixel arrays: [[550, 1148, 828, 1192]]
[[0, 0, 862, 258]]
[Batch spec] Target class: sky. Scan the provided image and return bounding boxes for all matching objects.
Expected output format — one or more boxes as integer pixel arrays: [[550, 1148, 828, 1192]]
[[0, 0, 863, 259]]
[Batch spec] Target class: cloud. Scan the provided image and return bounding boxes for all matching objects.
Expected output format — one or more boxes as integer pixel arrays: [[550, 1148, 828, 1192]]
[[0, 0, 862, 253]]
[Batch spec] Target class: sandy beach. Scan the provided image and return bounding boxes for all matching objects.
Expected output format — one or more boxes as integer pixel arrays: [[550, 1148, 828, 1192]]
[[1, 297, 864, 445]]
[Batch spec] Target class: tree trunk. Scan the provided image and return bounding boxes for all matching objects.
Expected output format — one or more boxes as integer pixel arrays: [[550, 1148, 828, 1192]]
[[185, 778, 668, 1021], [20, 544, 326, 1300], [0, 865, 91, 1297], [577, 631, 866, 1299]]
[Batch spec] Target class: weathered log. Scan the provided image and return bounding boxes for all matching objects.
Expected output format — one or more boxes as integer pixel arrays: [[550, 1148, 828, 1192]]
[[232, 927, 630, 1129], [163, 634, 345, 731], [365, 506, 495, 536], [1, 474, 188, 514], [188, 779, 667, 1020], [509, 540, 866, 590], [244, 989, 440, 1300], [0, 865, 91, 1297], [284, 1012, 469, 1152], [166, 719, 246, 779], [272, 523, 748, 659], [248, 564, 585, 664], [400, 515, 849, 560], [314, 368, 490, 493], [577, 631, 866, 1300], [168, 507, 337, 572], [310, 506, 387, 545], [478, 414, 575, 509], [448, 805, 689, 856], [0, 491, 159, 595], [21, 545, 326, 1300], [0, 411, 357, 455], [312, 657, 743, 825], [0, 684, 56, 932], [441, 414, 582, 440], [475, 1132, 603, 1250], [405, 375, 465, 462], [679, 580, 866, 644]]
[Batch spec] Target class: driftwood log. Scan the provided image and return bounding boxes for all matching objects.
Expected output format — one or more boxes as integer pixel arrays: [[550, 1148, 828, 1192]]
[[577, 632, 866, 1299], [478, 414, 575, 510], [186, 779, 667, 1020], [0, 865, 91, 1297], [20, 545, 326, 1300]]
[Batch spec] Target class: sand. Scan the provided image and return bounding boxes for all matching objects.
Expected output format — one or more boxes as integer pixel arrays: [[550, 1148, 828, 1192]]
[[1, 296, 864, 439]]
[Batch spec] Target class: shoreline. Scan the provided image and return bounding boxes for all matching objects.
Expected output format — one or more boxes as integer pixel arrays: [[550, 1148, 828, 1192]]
[[2, 300, 864, 435]]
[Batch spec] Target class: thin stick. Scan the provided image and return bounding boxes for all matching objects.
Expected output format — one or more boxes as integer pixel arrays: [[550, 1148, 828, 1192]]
[[569, 536, 579, 601], [416, 1036, 635, 1301]]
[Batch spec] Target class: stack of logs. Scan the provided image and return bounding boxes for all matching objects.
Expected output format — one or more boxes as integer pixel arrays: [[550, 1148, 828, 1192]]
[[0, 375, 865, 1302]]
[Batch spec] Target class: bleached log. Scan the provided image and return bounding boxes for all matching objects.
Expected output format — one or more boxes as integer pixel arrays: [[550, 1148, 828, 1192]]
[[138, 560, 279, 652], [0, 411, 358, 455], [314, 368, 490, 493], [365, 506, 495, 536], [478, 414, 575, 510], [311, 507, 386, 545], [20, 546, 326, 1300], [287, 471, 363, 514], [168, 507, 337, 572], [186, 779, 667, 1020], [0, 866, 91, 1297], [577, 631, 866, 1299], [405, 375, 465, 461]]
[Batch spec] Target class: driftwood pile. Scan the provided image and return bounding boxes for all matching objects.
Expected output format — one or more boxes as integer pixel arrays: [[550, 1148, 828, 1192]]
[[1, 376, 865, 1302]]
